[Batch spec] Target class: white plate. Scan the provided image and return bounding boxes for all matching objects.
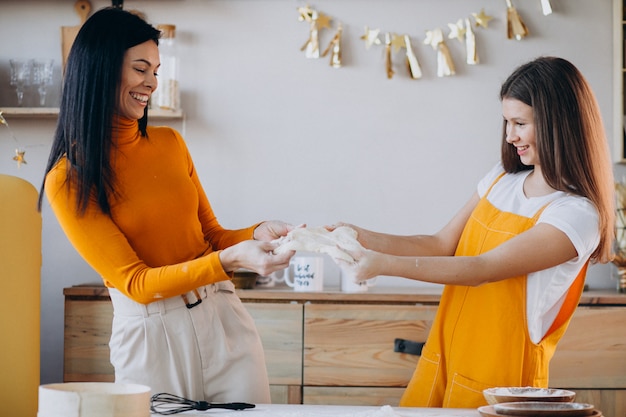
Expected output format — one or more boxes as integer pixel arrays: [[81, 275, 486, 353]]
[[483, 387, 576, 404], [493, 401, 595, 417]]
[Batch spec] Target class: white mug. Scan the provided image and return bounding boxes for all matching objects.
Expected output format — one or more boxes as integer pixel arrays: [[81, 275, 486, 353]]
[[340, 269, 376, 293], [256, 268, 287, 288], [285, 256, 324, 292]]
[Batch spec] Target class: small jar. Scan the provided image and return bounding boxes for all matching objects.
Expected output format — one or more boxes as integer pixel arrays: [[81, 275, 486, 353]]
[[153, 24, 180, 111]]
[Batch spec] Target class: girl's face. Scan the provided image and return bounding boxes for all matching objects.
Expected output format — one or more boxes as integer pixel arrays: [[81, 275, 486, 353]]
[[502, 98, 538, 167], [117, 40, 160, 120]]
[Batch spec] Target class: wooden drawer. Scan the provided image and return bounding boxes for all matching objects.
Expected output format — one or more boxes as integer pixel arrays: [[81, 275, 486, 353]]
[[550, 306, 626, 388], [303, 386, 406, 406], [303, 304, 436, 387]]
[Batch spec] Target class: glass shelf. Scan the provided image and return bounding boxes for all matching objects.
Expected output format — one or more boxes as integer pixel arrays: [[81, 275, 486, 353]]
[[0, 106, 183, 119]]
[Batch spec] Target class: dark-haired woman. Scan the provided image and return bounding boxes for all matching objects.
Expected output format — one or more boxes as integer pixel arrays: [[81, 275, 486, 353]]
[[332, 56, 615, 408], [40, 7, 294, 403]]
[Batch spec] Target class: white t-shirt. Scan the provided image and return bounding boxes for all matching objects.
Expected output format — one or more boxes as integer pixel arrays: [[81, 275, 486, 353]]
[[477, 163, 600, 343]]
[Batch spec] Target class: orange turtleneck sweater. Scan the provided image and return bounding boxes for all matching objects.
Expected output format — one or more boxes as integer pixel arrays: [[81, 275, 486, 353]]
[[45, 117, 257, 304]]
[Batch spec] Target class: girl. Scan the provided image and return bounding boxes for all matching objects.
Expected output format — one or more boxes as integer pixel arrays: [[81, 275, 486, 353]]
[[333, 56, 615, 408]]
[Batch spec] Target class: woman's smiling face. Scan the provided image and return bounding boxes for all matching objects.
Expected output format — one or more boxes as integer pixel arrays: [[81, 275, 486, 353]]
[[503, 98, 538, 167], [117, 40, 160, 120]]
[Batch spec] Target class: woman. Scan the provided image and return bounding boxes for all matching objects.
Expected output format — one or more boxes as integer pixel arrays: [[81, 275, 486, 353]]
[[334, 57, 615, 408], [38, 7, 294, 403]]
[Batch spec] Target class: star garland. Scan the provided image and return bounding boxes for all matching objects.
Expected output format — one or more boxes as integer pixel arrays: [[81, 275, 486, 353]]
[[0, 112, 27, 168], [296, 1, 553, 79]]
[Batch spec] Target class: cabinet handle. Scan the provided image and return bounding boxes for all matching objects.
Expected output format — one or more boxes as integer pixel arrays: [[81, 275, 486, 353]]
[[394, 338, 424, 356]]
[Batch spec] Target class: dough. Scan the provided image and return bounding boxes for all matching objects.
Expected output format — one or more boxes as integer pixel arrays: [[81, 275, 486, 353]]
[[272, 226, 363, 263]]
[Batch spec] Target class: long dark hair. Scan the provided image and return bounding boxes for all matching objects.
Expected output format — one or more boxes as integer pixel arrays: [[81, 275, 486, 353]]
[[38, 7, 160, 214], [499, 56, 615, 263]]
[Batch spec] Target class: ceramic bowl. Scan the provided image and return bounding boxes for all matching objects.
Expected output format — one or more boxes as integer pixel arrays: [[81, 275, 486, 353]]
[[483, 387, 576, 405]]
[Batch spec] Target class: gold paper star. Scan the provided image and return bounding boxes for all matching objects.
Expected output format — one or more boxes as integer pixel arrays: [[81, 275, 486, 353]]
[[360, 26, 381, 49], [472, 9, 493, 29], [316, 12, 332, 30], [390, 33, 406, 53], [0, 112, 7, 126], [448, 19, 466, 42], [13, 148, 26, 167]]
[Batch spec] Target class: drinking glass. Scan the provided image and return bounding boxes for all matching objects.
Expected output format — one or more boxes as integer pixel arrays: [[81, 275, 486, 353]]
[[32, 59, 54, 107], [9, 59, 32, 106]]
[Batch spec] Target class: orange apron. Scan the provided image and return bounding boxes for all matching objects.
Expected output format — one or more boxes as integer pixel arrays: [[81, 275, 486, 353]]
[[399, 175, 587, 408]]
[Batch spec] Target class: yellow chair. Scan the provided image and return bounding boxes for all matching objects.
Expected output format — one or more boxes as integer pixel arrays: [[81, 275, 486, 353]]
[[0, 174, 42, 417]]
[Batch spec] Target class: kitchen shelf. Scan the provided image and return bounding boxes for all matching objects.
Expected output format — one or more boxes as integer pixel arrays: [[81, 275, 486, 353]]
[[0, 106, 183, 120]]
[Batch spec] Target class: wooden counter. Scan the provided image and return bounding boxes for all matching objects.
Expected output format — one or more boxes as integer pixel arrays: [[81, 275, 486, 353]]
[[64, 286, 626, 415], [64, 284, 626, 304]]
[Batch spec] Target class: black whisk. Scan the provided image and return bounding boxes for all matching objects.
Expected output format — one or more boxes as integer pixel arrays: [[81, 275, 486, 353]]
[[150, 392, 255, 415]]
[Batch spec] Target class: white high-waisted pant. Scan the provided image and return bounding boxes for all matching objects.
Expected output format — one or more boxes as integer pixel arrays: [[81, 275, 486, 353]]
[[108, 281, 270, 404]]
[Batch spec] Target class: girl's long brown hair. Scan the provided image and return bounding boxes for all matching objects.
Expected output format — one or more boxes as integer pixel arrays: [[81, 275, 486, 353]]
[[500, 56, 615, 263]]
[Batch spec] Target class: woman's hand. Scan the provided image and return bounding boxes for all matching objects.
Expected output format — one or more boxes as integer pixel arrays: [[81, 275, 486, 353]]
[[326, 222, 371, 249], [219, 239, 295, 277], [253, 220, 297, 242]]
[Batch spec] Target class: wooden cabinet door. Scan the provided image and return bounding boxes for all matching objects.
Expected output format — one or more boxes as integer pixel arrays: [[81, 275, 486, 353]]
[[244, 302, 304, 404], [243, 303, 303, 386], [550, 306, 626, 388], [303, 304, 436, 388], [64, 298, 115, 382]]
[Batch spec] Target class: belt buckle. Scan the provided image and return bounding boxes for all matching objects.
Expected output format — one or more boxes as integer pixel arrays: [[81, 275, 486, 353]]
[[181, 289, 203, 309]]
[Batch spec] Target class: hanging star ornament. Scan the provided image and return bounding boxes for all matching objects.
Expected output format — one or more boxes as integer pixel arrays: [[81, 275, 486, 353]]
[[316, 12, 332, 31], [360, 26, 381, 50], [472, 8, 494, 29], [1, 111, 26, 166], [390, 33, 405, 53], [424, 28, 455, 77], [297, 5, 314, 22], [448, 19, 466, 43], [13, 148, 26, 168]]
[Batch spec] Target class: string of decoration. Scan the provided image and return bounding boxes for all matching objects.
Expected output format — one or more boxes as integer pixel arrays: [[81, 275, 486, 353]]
[[0, 112, 26, 167], [296, 1, 553, 79]]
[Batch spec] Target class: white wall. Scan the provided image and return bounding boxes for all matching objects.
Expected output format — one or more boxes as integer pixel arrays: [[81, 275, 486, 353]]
[[0, 0, 620, 384]]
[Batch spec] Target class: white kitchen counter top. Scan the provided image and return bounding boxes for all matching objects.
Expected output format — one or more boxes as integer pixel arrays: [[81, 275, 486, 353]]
[[152, 403, 480, 417]]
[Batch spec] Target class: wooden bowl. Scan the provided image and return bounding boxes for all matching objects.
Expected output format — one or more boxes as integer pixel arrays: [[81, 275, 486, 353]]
[[483, 387, 576, 405]]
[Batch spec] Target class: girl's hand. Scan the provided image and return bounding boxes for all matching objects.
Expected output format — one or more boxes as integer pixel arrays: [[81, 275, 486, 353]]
[[335, 245, 383, 282]]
